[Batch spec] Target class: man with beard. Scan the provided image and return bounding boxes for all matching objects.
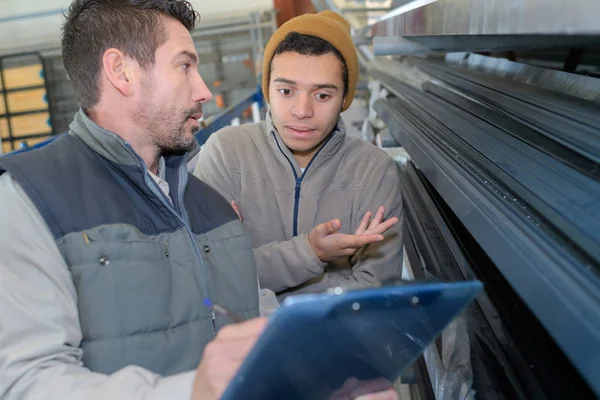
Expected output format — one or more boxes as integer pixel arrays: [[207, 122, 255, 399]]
[[0, 1, 266, 399], [0, 1, 400, 398], [194, 11, 404, 298]]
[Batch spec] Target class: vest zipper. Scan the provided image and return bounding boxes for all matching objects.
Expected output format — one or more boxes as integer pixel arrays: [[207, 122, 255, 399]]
[[172, 203, 218, 336], [272, 132, 337, 237], [132, 144, 217, 337], [175, 163, 218, 335]]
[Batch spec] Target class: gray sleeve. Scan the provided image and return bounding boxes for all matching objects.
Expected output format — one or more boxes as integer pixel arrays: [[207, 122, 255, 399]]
[[254, 234, 327, 293], [305, 157, 404, 292], [0, 173, 195, 400], [194, 134, 326, 293], [193, 133, 236, 202]]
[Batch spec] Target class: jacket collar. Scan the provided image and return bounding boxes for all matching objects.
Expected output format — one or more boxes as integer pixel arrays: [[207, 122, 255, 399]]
[[265, 111, 346, 176], [70, 109, 200, 171]]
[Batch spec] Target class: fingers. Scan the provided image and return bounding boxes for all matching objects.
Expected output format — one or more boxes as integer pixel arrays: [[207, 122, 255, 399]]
[[328, 377, 361, 400], [193, 319, 267, 400], [217, 317, 268, 340], [329, 378, 397, 400], [357, 207, 400, 237], [309, 220, 343, 263], [203, 335, 257, 365], [365, 216, 399, 235], [335, 233, 384, 250], [231, 200, 242, 222], [355, 389, 398, 400], [367, 207, 385, 230], [316, 218, 342, 237], [355, 212, 372, 235], [349, 378, 394, 398]]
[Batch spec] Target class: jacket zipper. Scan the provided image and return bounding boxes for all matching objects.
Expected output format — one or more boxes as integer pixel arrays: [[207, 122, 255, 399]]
[[272, 132, 337, 237]]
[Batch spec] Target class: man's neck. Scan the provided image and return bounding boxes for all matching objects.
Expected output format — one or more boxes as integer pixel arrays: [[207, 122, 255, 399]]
[[87, 108, 161, 174], [291, 131, 336, 168], [293, 149, 318, 169]]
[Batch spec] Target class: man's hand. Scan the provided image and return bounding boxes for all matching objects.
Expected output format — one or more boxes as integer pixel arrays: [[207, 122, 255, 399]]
[[192, 317, 268, 400], [231, 200, 242, 222], [354, 207, 397, 237], [308, 207, 399, 263], [329, 377, 398, 400]]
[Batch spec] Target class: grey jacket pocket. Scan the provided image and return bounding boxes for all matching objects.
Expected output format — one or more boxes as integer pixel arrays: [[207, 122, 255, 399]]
[[195, 221, 259, 326]]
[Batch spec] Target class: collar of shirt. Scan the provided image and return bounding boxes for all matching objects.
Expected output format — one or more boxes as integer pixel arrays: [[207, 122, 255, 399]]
[[147, 156, 172, 204]]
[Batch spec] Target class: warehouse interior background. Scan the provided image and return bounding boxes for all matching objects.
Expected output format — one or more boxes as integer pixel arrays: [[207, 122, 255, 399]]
[[1, 0, 599, 399]]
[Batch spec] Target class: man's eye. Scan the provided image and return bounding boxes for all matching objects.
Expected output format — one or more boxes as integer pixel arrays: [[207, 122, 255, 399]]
[[181, 64, 189, 71], [279, 89, 292, 96], [317, 93, 330, 100]]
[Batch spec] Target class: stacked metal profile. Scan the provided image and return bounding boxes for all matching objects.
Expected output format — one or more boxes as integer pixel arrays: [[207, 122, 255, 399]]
[[359, 0, 600, 398], [373, 59, 600, 398]]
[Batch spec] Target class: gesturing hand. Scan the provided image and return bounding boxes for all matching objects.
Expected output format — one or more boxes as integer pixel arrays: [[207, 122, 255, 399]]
[[308, 207, 399, 263]]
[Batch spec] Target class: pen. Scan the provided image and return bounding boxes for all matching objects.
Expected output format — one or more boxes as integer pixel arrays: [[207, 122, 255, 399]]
[[203, 298, 244, 323]]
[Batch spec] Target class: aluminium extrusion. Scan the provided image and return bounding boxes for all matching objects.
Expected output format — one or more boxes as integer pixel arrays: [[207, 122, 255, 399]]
[[374, 97, 600, 396], [444, 52, 600, 104], [401, 162, 535, 399], [421, 80, 600, 182], [410, 59, 600, 165], [373, 70, 600, 268], [403, 162, 599, 398]]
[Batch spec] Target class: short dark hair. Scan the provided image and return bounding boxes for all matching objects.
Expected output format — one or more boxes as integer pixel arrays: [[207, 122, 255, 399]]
[[272, 32, 348, 98], [61, 0, 200, 110]]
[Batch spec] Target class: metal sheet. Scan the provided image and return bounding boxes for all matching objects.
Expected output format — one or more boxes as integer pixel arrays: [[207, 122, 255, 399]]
[[445, 52, 600, 103], [370, 0, 600, 36], [368, 0, 600, 54], [374, 35, 600, 55]]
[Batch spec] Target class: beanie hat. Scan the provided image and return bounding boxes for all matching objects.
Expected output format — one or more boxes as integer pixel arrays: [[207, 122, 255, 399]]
[[262, 10, 358, 112]]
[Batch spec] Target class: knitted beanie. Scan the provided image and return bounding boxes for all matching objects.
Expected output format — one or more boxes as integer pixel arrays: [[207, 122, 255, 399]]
[[262, 10, 358, 112]]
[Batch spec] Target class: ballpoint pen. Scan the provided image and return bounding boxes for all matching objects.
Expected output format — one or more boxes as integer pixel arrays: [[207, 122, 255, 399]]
[[203, 298, 244, 323]]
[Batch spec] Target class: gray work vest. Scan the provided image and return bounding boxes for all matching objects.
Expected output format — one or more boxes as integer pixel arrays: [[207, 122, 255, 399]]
[[0, 111, 259, 375]]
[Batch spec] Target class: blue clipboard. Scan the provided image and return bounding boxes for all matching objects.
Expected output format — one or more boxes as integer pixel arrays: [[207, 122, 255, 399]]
[[221, 281, 483, 400]]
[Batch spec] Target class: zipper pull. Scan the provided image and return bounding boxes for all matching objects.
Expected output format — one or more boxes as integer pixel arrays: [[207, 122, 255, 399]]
[[165, 241, 169, 258], [211, 310, 216, 321], [295, 177, 302, 192]]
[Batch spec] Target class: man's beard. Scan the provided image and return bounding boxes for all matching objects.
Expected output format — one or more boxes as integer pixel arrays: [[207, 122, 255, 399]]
[[135, 98, 202, 154], [134, 75, 203, 154], [156, 106, 202, 154]]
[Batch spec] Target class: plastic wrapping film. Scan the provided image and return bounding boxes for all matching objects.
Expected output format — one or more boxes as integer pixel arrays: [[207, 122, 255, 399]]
[[402, 250, 476, 399], [424, 315, 476, 400]]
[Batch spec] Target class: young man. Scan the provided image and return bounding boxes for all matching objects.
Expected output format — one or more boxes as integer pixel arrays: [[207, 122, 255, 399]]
[[194, 11, 403, 297], [0, 2, 398, 399], [0, 1, 265, 399]]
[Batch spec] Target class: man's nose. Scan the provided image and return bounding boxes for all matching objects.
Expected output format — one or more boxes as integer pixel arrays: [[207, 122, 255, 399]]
[[192, 72, 214, 103], [290, 93, 313, 119]]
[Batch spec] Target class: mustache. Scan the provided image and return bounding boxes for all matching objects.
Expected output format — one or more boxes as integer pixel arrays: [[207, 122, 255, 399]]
[[184, 105, 204, 120]]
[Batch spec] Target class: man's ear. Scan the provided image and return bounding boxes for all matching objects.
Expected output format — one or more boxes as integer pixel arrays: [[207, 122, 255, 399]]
[[101, 48, 135, 97]]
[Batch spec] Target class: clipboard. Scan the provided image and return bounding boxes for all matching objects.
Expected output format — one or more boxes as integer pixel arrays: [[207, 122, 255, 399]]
[[221, 281, 483, 400]]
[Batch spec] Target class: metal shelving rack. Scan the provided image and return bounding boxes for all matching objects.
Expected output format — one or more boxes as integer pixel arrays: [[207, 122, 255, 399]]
[[358, 0, 600, 398]]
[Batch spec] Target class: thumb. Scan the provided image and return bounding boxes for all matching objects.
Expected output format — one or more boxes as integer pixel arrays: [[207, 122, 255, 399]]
[[320, 218, 342, 236]]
